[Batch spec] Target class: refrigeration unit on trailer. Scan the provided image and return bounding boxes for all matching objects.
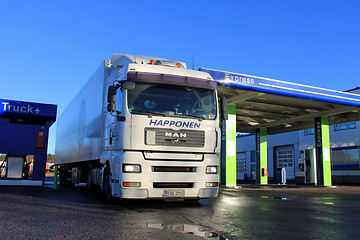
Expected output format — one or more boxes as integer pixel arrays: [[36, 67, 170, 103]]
[[55, 54, 228, 200]]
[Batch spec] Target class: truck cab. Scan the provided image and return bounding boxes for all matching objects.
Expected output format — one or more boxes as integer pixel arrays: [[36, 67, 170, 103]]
[[56, 54, 227, 200]]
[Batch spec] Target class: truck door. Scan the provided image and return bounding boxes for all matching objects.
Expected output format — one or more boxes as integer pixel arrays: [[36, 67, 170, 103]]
[[105, 89, 124, 147]]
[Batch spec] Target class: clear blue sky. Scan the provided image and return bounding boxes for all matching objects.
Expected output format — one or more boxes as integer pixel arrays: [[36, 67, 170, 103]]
[[1, 0, 360, 154]]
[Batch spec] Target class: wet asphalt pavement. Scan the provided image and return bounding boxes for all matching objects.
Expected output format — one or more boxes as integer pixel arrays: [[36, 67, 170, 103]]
[[1, 182, 360, 240]]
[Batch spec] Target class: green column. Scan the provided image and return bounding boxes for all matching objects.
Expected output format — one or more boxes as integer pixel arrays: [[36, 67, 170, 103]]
[[314, 116, 332, 186], [256, 128, 268, 184], [225, 104, 237, 186]]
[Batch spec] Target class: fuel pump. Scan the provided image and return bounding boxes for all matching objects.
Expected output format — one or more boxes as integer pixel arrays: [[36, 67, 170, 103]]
[[4, 155, 26, 179], [296, 150, 317, 184], [296, 152, 305, 183], [304, 149, 317, 185]]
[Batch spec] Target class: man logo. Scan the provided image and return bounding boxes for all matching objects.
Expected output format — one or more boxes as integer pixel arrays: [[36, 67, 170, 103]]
[[164, 132, 187, 138]]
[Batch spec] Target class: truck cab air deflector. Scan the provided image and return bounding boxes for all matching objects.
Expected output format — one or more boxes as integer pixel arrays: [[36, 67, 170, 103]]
[[127, 71, 218, 90]]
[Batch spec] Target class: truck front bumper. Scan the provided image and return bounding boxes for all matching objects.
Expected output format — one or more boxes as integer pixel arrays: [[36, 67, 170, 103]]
[[109, 151, 219, 199], [112, 185, 218, 199]]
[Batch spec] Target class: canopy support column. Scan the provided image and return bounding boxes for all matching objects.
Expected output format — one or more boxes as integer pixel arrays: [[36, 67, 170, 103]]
[[256, 128, 268, 184], [314, 117, 332, 186], [224, 104, 237, 187]]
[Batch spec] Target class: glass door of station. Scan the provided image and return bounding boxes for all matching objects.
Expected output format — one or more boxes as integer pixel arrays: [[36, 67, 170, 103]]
[[276, 145, 295, 180], [236, 152, 246, 180]]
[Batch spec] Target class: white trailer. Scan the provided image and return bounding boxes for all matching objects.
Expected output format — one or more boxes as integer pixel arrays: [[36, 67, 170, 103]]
[[55, 54, 227, 200]]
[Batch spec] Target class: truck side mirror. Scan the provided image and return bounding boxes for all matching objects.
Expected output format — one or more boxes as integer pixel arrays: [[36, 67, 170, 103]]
[[108, 85, 118, 103], [107, 85, 119, 113], [222, 112, 228, 121], [107, 103, 116, 113], [107, 81, 134, 116], [219, 93, 228, 121]]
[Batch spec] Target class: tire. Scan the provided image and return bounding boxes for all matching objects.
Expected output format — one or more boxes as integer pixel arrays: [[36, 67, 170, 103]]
[[87, 164, 93, 191], [64, 164, 74, 188], [103, 167, 112, 203], [59, 165, 67, 186]]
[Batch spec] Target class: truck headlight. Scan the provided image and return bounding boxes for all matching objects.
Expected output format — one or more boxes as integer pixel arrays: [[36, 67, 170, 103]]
[[206, 166, 218, 174], [122, 164, 141, 173]]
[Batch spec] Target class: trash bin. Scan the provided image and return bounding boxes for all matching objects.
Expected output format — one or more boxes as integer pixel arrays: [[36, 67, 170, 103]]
[[281, 168, 286, 184], [276, 168, 287, 184]]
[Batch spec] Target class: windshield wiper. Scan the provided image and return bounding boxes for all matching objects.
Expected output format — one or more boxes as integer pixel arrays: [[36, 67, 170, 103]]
[[182, 114, 204, 121], [130, 110, 166, 117]]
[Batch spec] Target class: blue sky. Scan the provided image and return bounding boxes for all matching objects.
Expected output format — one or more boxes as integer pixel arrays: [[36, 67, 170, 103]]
[[1, 0, 360, 153]]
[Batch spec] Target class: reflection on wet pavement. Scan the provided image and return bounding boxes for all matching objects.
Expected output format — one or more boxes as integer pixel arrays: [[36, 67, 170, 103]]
[[147, 223, 227, 239], [260, 195, 301, 201]]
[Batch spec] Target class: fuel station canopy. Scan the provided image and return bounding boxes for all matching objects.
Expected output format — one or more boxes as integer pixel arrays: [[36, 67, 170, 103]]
[[200, 68, 360, 135], [199, 67, 360, 187]]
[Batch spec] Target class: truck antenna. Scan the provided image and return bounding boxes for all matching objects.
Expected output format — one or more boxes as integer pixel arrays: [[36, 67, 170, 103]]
[[192, 51, 195, 70], [133, 46, 137, 63]]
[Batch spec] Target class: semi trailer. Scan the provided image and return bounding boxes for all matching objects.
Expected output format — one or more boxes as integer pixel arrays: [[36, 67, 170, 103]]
[[55, 54, 227, 200]]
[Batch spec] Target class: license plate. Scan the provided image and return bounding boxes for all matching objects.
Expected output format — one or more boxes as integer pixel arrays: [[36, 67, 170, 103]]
[[163, 224, 184, 231], [164, 189, 185, 197]]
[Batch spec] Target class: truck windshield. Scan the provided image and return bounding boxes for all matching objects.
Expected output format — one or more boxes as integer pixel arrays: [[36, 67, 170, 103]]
[[127, 83, 217, 120]]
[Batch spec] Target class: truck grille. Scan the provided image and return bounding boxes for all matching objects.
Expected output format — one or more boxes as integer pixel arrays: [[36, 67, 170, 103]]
[[145, 128, 204, 147], [153, 182, 194, 188], [152, 166, 196, 172]]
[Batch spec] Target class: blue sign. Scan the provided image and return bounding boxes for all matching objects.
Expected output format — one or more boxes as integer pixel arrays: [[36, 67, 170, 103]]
[[0, 99, 57, 121], [199, 68, 360, 108]]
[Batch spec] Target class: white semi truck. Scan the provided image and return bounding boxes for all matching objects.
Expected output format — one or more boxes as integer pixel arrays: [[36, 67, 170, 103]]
[[55, 54, 227, 200]]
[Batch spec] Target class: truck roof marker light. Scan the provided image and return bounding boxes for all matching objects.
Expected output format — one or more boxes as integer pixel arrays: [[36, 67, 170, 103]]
[[176, 63, 181, 68], [149, 59, 155, 65]]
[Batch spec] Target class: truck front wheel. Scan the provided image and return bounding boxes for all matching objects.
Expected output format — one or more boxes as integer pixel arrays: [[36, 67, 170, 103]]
[[103, 167, 112, 202]]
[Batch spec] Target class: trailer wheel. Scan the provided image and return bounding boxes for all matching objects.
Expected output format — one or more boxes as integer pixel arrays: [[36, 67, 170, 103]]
[[87, 164, 93, 191], [59, 165, 64, 185], [59, 165, 67, 186], [64, 164, 74, 188]]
